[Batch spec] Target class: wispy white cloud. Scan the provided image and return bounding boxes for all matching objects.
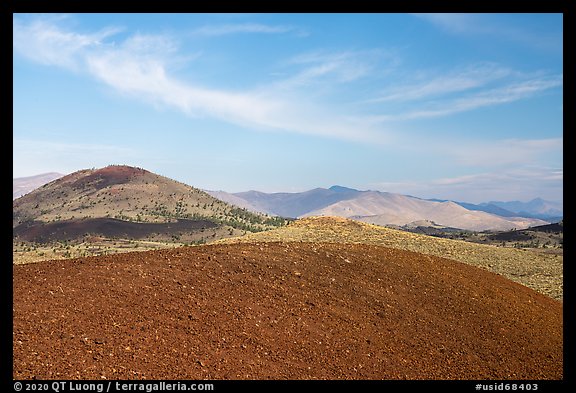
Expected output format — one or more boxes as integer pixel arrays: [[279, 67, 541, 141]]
[[87, 48, 284, 126], [433, 137, 563, 167], [274, 50, 391, 90], [192, 23, 307, 37], [407, 76, 562, 119], [366, 63, 511, 103], [12, 17, 121, 70], [12, 15, 562, 154], [13, 17, 384, 144], [365, 74, 562, 122], [84, 38, 383, 142]]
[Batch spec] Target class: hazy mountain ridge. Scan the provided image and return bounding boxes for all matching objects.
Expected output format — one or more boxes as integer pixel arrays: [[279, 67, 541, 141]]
[[13, 172, 65, 200], [233, 187, 360, 218], [210, 186, 551, 231], [484, 198, 563, 221], [428, 198, 521, 218]]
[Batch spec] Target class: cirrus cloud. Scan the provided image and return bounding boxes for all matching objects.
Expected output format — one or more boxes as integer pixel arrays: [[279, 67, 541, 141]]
[[13, 16, 384, 144]]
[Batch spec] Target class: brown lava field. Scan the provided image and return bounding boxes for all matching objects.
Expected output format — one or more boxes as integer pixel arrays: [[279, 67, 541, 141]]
[[13, 241, 562, 380]]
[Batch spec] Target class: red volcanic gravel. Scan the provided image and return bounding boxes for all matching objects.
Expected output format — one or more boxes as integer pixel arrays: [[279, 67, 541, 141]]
[[13, 242, 562, 380]]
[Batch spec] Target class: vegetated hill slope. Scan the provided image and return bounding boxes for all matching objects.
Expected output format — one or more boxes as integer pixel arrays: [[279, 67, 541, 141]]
[[303, 192, 547, 231], [13, 172, 65, 200], [216, 217, 562, 300], [13, 242, 562, 380], [485, 220, 563, 247], [13, 165, 285, 244], [530, 220, 563, 232]]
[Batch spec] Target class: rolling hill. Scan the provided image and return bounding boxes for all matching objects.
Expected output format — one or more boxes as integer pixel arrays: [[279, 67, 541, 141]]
[[338, 193, 547, 231], [216, 216, 563, 300], [485, 220, 563, 247], [13, 165, 286, 244], [14, 240, 562, 379]]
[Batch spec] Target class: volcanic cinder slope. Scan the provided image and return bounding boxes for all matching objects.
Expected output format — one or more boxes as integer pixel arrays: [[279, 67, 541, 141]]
[[217, 217, 563, 300], [13, 165, 284, 245], [13, 241, 562, 380]]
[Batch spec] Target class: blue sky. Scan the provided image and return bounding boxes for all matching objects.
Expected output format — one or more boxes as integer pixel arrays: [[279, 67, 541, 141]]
[[13, 13, 563, 203]]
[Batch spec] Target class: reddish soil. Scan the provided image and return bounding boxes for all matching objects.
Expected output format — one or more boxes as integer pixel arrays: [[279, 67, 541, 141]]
[[71, 166, 148, 190], [13, 242, 562, 380], [49, 166, 147, 192]]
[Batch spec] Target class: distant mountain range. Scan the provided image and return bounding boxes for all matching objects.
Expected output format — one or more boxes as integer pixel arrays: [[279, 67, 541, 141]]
[[13, 172, 560, 233], [427, 198, 562, 222], [484, 199, 563, 221], [207, 185, 558, 232]]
